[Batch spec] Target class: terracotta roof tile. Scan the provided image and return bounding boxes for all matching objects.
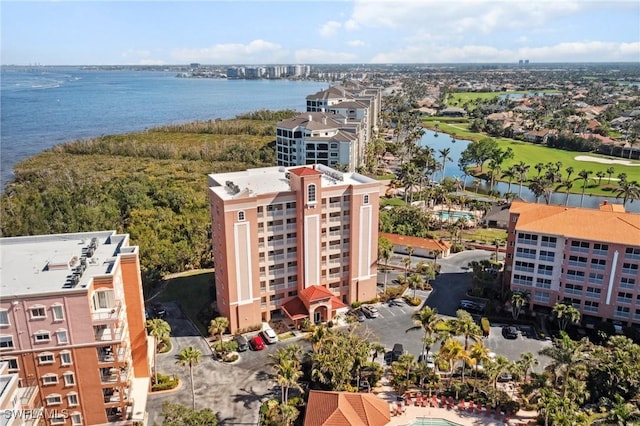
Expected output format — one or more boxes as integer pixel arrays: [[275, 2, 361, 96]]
[[289, 167, 323, 177], [379, 232, 451, 251], [510, 201, 640, 245], [304, 391, 391, 426]]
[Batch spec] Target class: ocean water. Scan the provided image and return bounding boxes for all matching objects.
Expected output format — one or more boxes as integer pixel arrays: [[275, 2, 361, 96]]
[[0, 67, 328, 188]]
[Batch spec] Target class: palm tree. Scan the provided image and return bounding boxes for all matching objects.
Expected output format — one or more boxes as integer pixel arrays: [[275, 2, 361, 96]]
[[431, 249, 441, 268], [440, 338, 469, 387], [516, 161, 530, 198], [565, 166, 574, 181], [452, 310, 482, 351], [438, 148, 451, 182], [616, 180, 640, 207], [595, 170, 606, 185], [529, 176, 552, 204], [535, 162, 545, 176], [406, 306, 442, 357], [407, 273, 424, 299], [510, 290, 530, 320], [577, 169, 593, 208], [177, 346, 202, 409], [146, 318, 171, 384], [501, 166, 517, 194], [208, 316, 229, 354], [552, 302, 581, 331], [378, 237, 393, 294], [556, 179, 574, 206], [607, 166, 615, 184], [517, 352, 539, 384], [403, 257, 411, 281], [540, 332, 589, 398], [469, 341, 490, 393], [271, 355, 303, 404]]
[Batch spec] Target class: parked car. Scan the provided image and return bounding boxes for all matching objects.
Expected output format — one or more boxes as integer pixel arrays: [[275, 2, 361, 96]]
[[502, 325, 518, 339], [387, 299, 404, 307], [250, 335, 265, 351], [497, 372, 513, 382], [260, 327, 279, 344], [361, 305, 379, 318], [392, 343, 404, 361], [347, 309, 366, 322], [418, 353, 435, 369], [458, 300, 484, 314], [147, 302, 166, 319], [234, 335, 249, 352]]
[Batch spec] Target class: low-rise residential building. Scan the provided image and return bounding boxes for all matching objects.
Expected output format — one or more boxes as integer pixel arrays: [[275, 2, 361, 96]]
[[0, 231, 151, 425], [504, 201, 640, 328], [208, 164, 380, 332]]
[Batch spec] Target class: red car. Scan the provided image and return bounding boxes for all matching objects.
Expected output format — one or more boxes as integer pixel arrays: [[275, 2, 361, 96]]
[[250, 335, 265, 351]]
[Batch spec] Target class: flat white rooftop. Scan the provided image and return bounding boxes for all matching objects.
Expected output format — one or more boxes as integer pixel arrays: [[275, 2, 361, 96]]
[[0, 231, 130, 298], [209, 164, 376, 200]]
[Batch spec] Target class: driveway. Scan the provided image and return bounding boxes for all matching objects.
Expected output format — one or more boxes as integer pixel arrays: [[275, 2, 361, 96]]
[[146, 301, 306, 425]]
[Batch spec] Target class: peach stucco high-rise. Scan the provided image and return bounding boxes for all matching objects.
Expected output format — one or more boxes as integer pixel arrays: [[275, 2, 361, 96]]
[[504, 201, 640, 327], [209, 164, 380, 332], [0, 231, 151, 425]]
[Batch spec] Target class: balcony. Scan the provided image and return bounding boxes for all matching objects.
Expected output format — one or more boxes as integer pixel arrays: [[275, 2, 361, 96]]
[[92, 302, 123, 322], [94, 325, 125, 342]]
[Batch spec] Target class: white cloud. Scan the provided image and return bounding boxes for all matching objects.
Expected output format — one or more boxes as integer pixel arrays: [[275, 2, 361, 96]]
[[171, 40, 288, 64], [347, 40, 365, 47], [370, 41, 640, 63], [294, 48, 358, 64], [319, 20, 342, 37], [516, 36, 529, 44]]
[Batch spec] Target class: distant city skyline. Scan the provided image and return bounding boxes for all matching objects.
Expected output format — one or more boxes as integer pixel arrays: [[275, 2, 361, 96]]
[[1, 1, 639, 66]]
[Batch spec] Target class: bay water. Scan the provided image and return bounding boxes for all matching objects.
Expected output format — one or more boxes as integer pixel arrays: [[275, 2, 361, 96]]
[[1, 67, 327, 188]]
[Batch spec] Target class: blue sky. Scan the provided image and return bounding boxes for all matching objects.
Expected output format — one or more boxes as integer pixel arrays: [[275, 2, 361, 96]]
[[2, 1, 639, 65]]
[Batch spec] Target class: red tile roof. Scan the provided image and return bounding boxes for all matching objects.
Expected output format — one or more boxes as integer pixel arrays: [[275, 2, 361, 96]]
[[380, 232, 451, 251], [304, 390, 391, 426], [289, 166, 323, 177], [301, 285, 335, 302], [282, 297, 309, 320], [510, 201, 640, 245]]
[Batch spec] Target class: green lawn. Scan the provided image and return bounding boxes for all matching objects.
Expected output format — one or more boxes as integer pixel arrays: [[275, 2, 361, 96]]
[[448, 91, 559, 110], [156, 270, 215, 336]]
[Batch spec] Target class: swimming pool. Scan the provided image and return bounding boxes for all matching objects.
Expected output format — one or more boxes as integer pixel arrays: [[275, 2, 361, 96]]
[[433, 211, 475, 221], [409, 418, 463, 426]]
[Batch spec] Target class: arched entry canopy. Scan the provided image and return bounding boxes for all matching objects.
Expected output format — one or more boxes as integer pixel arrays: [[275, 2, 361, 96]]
[[282, 285, 347, 327]]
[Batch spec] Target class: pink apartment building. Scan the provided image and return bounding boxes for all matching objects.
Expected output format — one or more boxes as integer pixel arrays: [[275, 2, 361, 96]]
[[0, 231, 151, 425], [504, 201, 640, 328], [208, 164, 380, 332]]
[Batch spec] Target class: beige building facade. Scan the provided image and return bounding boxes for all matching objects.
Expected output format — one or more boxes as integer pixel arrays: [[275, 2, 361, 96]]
[[208, 164, 380, 332]]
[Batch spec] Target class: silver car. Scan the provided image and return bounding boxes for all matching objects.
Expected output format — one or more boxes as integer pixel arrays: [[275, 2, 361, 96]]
[[260, 327, 279, 344], [361, 305, 379, 318]]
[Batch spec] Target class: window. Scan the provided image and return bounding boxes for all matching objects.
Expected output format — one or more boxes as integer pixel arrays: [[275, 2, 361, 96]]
[[541, 236, 557, 248], [63, 372, 75, 386], [537, 265, 553, 276], [237, 211, 245, 221], [570, 240, 589, 253], [30, 307, 46, 319], [34, 331, 50, 343], [516, 247, 536, 259], [593, 243, 609, 255], [67, 393, 79, 406], [60, 352, 72, 365], [617, 292, 633, 304], [517, 233, 538, 245], [625, 247, 640, 260], [513, 274, 533, 286], [363, 194, 369, 204], [590, 258, 606, 270], [566, 270, 585, 281], [615, 306, 630, 318], [46, 394, 62, 406], [1, 358, 18, 370], [514, 261, 534, 273], [568, 255, 587, 267], [42, 374, 58, 385], [51, 305, 64, 321], [39, 353, 55, 365], [564, 283, 583, 295], [620, 277, 636, 290], [50, 416, 65, 425], [0, 310, 8, 326], [622, 263, 639, 275], [586, 287, 602, 298], [57, 330, 68, 345], [539, 251, 555, 262], [0, 336, 13, 350], [70, 413, 82, 425], [588, 273, 604, 285], [534, 291, 550, 303], [307, 184, 317, 204], [584, 300, 599, 313], [92, 290, 115, 310], [536, 278, 552, 289]]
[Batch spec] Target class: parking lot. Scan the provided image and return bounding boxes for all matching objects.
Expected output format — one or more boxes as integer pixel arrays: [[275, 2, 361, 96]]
[[147, 250, 551, 423]]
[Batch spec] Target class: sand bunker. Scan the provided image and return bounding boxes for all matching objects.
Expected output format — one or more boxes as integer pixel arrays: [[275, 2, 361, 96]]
[[574, 155, 640, 166]]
